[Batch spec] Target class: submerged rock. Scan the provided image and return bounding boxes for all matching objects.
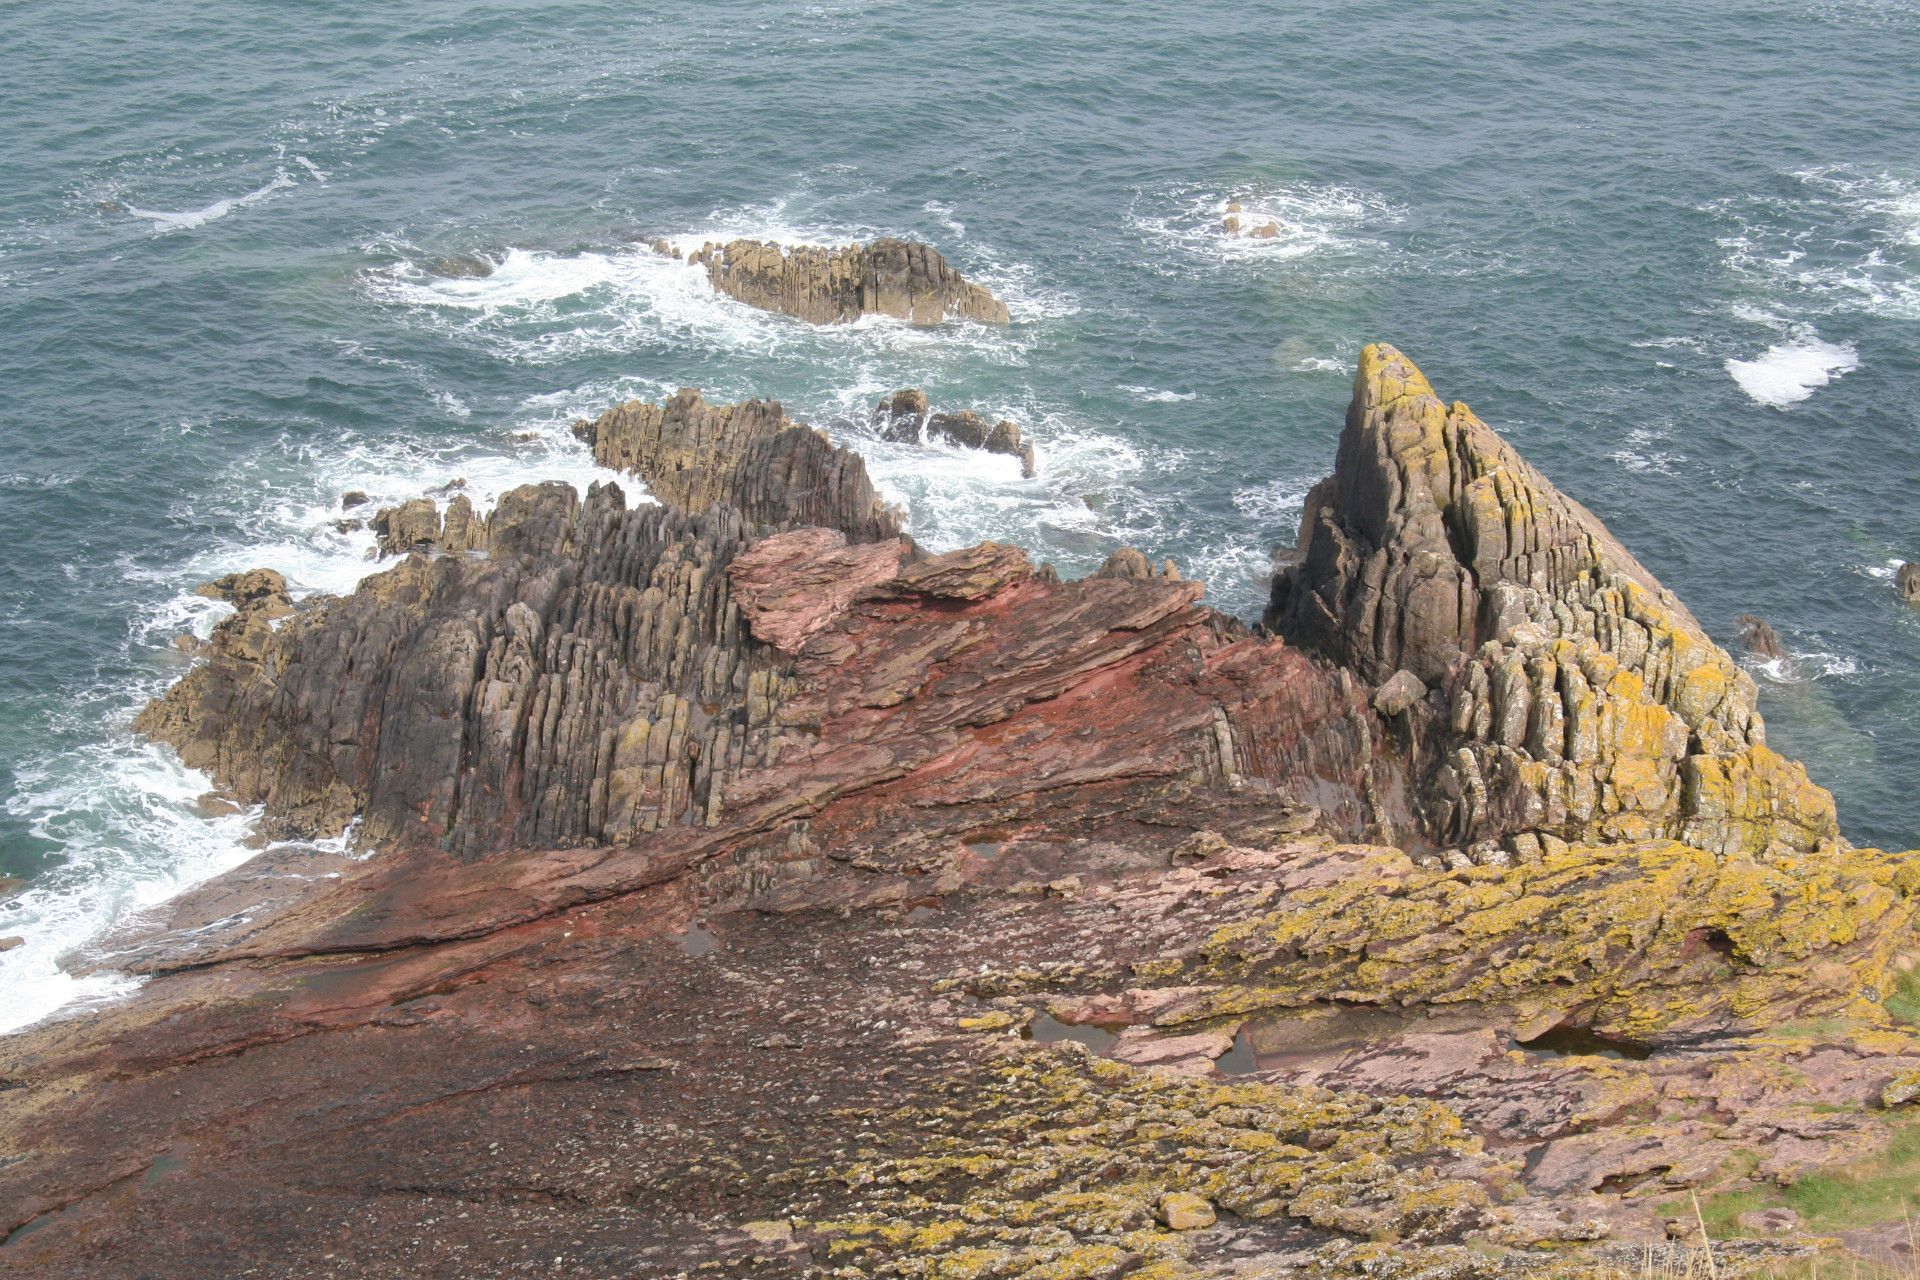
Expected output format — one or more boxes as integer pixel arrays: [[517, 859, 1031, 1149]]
[[872, 388, 1038, 477], [1737, 613, 1787, 661], [684, 237, 1009, 326], [425, 252, 495, 279]]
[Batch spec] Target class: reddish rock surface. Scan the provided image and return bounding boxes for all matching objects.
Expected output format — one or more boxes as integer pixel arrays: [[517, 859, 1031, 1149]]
[[4, 348, 1919, 1279]]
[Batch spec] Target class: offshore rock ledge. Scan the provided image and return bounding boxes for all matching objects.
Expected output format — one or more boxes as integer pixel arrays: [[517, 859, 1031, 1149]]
[[4, 345, 1919, 1279]]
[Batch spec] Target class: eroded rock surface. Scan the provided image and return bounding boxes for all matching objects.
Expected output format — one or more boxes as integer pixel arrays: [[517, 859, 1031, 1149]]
[[685, 237, 1010, 326], [6, 345, 1919, 1280]]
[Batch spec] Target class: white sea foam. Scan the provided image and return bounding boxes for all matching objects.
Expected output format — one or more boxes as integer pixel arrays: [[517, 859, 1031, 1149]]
[[1232, 476, 1315, 527], [367, 237, 1061, 369], [1608, 425, 1685, 475], [1, 386, 639, 1036], [124, 172, 297, 233], [1861, 558, 1904, 582], [1713, 168, 1920, 321], [1748, 647, 1862, 685], [1133, 180, 1401, 265], [1120, 384, 1198, 403], [1725, 332, 1859, 407]]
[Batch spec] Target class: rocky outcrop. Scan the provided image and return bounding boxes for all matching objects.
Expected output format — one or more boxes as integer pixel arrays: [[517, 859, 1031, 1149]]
[[1269, 343, 1838, 859], [136, 392, 920, 857], [1222, 200, 1282, 239], [573, 388, 902, 541], [1096, 546, 1181, 581], [684, 237, 1010, 326], [9, 346, 1920, 1279], [1899, 561, 1920, 603], [368, 493, 484, 557], [1738, 613, 1787, 661], [872, 388, 1038, 477]]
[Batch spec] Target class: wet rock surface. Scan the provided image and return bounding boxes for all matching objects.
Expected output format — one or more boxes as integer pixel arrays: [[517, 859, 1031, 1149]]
[[6, 345, 1920, 1278], [873, 388, 1039, 477], [685, 237, 1010, 326]]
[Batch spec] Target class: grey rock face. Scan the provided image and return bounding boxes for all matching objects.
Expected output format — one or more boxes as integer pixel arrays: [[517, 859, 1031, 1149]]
[[574, 389, 903, 543], [137, 394, 906, 857]]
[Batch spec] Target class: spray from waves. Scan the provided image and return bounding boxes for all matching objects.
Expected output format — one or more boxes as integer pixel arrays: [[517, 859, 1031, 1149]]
[[1130, 179, 1402, 265], [123, 171, 298, 233], [0, 388, 639, 1037], [365, 233, 1066, 369], [2, 744, 278, 1036], [1725, 329, 1859, 408]]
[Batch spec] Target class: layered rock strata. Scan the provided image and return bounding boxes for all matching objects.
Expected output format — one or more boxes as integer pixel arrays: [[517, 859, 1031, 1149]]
[[1269, 343, 1838, 859], [872, 388, 1039, 477], [5, 348, 1919, 1279], [685, 237, 1010, 326]]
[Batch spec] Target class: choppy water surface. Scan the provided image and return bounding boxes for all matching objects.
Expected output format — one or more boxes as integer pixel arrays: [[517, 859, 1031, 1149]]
[[3, 1, 1918, 1030]]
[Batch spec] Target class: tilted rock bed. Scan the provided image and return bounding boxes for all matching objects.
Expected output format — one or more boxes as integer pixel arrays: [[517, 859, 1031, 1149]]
[[4, 346, 1918, 1277]]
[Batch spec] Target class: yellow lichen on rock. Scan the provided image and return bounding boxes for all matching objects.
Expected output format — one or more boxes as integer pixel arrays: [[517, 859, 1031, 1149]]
[[1181, 838, 1916, 1041], [1272, 343, 1842, 860], [795, 1050, 1500, 1278]]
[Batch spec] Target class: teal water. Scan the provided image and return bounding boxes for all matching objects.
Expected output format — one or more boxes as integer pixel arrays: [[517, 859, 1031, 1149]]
[[3, 1, 1918, 1029]]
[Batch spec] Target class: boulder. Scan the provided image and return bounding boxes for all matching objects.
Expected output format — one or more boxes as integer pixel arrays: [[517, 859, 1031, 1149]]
[[1372, 669, 1427, 718], [684, 237, 1009, 326], [1899, 561, 1920, 602], [872, 389, 1038, 477], [1737, 613, 1787, 661], [1095, 547, 1180, 580], [1157, 1192, 1217, 1230]]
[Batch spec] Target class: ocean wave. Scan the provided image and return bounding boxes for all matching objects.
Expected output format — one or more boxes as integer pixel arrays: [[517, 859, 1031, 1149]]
[[1120, 384, 1199, 403], [1231, 476, 1315, 527], [1748, 647, 1863, 685], [1724, 330, 1859, 407], [1608, 424, 1686, 475], [1712, 167, 1920, 320], [366, 233, 1064, 368], [123, 172, 297, 233]]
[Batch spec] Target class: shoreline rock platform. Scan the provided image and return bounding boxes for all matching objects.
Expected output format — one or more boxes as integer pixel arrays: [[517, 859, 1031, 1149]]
[[5, 346, 1920, 1278]]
